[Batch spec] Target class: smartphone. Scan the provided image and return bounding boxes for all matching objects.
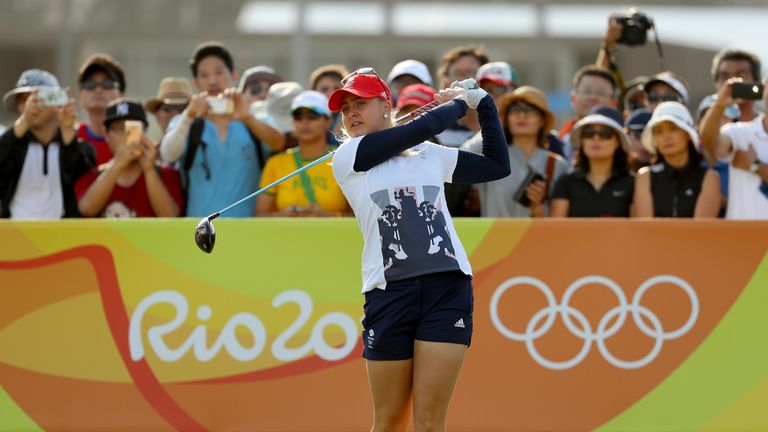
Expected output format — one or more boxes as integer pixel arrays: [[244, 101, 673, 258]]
[[125, 120, 144, 156], [206, 96, 233, 115], [513, 169, 545, 207], [732, 82, 764, 100], [37, 87, 68, 107]]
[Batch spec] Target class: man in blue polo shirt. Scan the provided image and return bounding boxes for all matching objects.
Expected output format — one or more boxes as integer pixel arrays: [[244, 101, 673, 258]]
[[160, 42, 285, 217]]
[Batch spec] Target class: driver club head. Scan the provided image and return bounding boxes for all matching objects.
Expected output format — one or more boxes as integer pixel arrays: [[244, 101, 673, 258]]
[[194, 217, 216, 254]]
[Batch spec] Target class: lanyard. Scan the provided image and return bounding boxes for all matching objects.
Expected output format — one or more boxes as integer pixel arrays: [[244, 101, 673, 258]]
[[291, 149, 318, 205]]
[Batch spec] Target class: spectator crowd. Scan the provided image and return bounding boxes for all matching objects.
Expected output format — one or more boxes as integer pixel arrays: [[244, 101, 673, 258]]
[[1, 12, 767, 220]]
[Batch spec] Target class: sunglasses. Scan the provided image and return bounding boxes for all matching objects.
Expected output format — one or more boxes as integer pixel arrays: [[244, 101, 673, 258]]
[[81, 79, 119, 91], [160, 104, 187, 113], [248, 82, 267, 96], [647, 93, 680, 103], [581, 127, 617, 140], [508, 103, 541, 115], [341, 67, 389, 99], [292, 111, 323, 121]]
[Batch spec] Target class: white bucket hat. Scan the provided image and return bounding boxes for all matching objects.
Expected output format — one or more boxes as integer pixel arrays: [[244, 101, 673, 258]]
[[386, 60, 433, 86], [641, 101, 699, 155], [571, 107, 630, 153]]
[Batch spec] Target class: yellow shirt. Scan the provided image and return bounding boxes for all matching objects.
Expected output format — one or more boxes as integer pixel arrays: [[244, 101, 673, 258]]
[[260, 147, 350, 213]]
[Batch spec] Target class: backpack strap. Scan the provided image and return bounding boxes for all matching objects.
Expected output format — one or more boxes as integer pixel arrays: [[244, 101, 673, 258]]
[[544, 151, 557, 198], [182, 118, 206, 186]]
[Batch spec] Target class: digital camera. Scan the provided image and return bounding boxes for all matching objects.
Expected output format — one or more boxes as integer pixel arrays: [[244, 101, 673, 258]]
[[616, 9, 653, 46], [37, 87, 68, 107], [206, 96, 234, 115]]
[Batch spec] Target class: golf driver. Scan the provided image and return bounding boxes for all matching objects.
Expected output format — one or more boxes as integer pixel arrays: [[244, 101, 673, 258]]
[[194, 151, 335, 253]]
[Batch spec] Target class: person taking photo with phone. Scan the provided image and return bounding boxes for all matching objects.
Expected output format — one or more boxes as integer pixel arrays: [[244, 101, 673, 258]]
[[1, 69, 95, 219], [699, 74, 768, 219], [330, 68, 509, 432], [160, 41, 284, 217], [76, 99, 184, 217]]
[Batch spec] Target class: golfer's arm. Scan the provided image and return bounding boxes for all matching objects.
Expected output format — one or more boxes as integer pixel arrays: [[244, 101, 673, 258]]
[[452, 95, 510, 183], [353, 100, 468, 171]]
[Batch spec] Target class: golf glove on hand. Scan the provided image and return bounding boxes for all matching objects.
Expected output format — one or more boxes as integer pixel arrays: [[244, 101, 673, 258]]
[[450, 79, 488, 109]]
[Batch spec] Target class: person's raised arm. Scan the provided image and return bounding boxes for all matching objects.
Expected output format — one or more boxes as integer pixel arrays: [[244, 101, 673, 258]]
[[228, 89, 285, 151], [700, 79, 739, 162], [160, 93, 208, 163], [452, 91, 511, 183]]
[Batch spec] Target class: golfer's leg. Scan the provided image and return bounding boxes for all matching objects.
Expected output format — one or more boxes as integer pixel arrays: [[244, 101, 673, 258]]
[[367, 359, 414, 432], [411, 341, 467, 432]]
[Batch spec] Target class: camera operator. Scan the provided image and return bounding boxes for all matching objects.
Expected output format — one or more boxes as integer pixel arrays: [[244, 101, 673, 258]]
[[1, 69, 95, 219]]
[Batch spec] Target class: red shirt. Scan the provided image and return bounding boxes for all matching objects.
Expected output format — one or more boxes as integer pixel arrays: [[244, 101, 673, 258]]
[[77, 123, 112, 166], [75, 164, 185, 217]]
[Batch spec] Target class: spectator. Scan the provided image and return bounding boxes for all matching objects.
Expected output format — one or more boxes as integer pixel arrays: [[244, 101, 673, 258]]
[[633, 102, 720, 218], [144, 77, 193, 134], [551, 107, 634, 217], [699, 75, 768, 219], [309, 64, 349, 137], [625, 108, 652, 172], [386, 59, 433, 103], [256, 81, 304, 135], [435, 45, 489, 147], [644, 72, 690, 110], [76, 53, 126, 165], [709, 49, 762, 123], [395, 83, 435, 118], [559, 65, 618, 162], [1, 69, 95, 218], [160, 41, 284, 217], [465, 86, 568, 217], [76, 99, 183, 217], [239, 65, 282, 109], [622, 76, 649, 116], [476, 61, 518, 105], [255, 91, 350, 217]]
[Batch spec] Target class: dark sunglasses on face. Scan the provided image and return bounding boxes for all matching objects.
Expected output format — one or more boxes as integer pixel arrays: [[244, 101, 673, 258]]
[[647, 93, 680, 103], [292, 111, 323, 121], [160, 104, 187, 113], [581, 127, 617, 140], [81, 79, 119, 91], [508, 103, 541, 115]]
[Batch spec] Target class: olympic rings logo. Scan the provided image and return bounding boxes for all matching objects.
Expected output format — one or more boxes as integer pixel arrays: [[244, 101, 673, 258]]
[[489, 275, 699, 370]]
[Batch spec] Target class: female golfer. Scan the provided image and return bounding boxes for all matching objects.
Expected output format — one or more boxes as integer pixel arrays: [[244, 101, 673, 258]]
[[330, 68, 510, 432]]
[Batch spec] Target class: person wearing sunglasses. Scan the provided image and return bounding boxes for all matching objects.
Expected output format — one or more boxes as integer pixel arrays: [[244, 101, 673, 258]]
[[310, 64, 350, 138], [330, 67, 509, 432], [644, 72, 690, 111], [551, 107, 635, 217], [465, 86, 568, 218], [255, 91, 350, 217], [144, 77, 193, 135], [633, 101, 721, 218], [76, 53, 126, 166]]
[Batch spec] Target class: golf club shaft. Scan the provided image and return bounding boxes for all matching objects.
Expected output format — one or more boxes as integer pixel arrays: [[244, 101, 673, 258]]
[[395, 100, 440, 125], [210, 151, 335, 219]]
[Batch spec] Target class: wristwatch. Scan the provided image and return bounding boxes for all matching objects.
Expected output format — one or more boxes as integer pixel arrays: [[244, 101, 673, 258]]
[[749, 160, 761, 174]]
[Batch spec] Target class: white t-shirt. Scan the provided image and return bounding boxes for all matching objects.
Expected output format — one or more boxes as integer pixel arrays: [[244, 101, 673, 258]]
[[721, 114, 768, 220], [332, 136, 473, 293], [11, 142, 64, 219]]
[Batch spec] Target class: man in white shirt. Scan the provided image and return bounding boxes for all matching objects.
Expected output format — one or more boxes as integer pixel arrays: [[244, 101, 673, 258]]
[[0, 69, 95, 219], [701, 74, 768, 219]]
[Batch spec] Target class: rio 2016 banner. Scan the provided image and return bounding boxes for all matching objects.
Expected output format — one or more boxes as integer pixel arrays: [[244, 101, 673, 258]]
[[1, 219, 767, 432]]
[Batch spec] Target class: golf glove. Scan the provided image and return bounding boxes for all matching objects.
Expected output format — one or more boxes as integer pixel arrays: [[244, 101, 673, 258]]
[[450, 79, 488, 109]]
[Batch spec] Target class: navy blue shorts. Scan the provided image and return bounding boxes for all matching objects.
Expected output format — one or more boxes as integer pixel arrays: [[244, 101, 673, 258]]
[[361, 270, 473, 361]]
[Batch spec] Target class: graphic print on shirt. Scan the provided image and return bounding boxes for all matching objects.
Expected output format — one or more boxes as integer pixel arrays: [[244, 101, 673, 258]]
[[371, 185, 458, 280]]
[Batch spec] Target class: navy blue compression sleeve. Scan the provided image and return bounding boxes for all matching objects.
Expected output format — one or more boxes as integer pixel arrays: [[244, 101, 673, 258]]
[[451, 95, 511, 184], [352, 99, 468, 172]]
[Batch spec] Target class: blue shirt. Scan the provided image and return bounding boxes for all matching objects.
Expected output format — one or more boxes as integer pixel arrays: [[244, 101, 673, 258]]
[[168, 115, 266, 217]]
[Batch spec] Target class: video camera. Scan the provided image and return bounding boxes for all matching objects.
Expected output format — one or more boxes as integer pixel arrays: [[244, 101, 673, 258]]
[[615, 8, 654, 46]]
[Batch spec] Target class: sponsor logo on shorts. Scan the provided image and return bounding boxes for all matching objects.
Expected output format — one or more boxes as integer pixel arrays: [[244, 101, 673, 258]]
[[454, 318, 466, 328], [367, 329, 375, 348]]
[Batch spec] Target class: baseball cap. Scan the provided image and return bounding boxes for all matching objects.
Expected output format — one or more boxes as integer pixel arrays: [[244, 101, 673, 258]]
[[328, 71, 392, 113], [78, 53, 125, 92], [2, 69, 60, 111], [386, 60, 433, 86], [291, 90, 331, 117], [238, 65, 283, 92], [144, 77, 193, 113], [477, 62, 518, 87], [104, 98, 148, 128], [645, 72, 689, 105], [625, 109, 652, 131], [641, 101, 699, 155], [396, 84, 435, 109]]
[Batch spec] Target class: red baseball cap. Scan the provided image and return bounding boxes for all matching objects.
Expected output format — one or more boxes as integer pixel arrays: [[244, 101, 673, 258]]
[[328, 73, 391, 112], [396, 83, 435, 109]]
